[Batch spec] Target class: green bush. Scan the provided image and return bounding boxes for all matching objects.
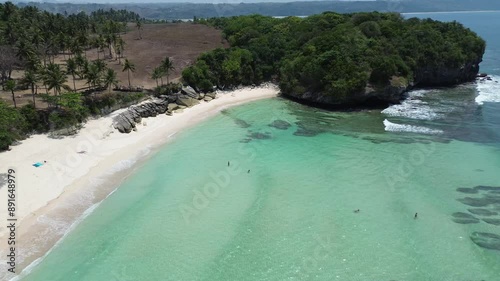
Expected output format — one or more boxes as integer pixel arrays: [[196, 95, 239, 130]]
[[0, 101, 27, 150]]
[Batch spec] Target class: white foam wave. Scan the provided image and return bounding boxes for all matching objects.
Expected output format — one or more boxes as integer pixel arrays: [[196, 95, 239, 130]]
[[476, 75, 500, 105], [104, 146, 151, 175], [383, 119, 443, 135], [382, 90, 443, 120], [8, 145, 154, 281], [9, 202, 103, 281]]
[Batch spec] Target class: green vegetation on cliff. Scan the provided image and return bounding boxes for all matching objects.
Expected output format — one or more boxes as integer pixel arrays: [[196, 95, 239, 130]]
[[183, 12, 485, 103]]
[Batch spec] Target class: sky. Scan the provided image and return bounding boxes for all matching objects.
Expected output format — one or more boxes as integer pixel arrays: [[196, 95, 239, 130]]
[[11, 0, 375, 3]]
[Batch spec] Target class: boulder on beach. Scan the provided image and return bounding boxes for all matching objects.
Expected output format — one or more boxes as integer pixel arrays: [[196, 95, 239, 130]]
[[167, 103, 180, 114], [181, 86, 200, 99], [205, 92, 217, 99], [113, 99, 169, 133], [176, 96, 200, 107]]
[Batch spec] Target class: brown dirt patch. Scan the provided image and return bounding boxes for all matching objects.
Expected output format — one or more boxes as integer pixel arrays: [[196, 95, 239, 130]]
[[0, 23, 228, 108]]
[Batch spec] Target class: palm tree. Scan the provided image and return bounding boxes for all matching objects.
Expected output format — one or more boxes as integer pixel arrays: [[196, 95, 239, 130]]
[[122, 59, 135, 88], [94, 36, 105, 60], [5, 80, 17, 108], [22, 70, 39, 108], [43, 63, 69, 96], [74, 54, 88, 79], [66, 58, 78, 91], [160, 57, 175, 84], [106, 33, 117, 58], [151, 67, 162, 87], [103, 68, 119, 93], [115, 37, 125, 64], [136, 20, 143, 40], [15, 39, 36, 63], [84, 63, 101, 90]]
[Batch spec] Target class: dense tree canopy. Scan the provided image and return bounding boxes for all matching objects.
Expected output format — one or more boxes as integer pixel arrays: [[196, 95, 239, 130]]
[[0, 2, 144, 151], [183, 12, 485, 98]]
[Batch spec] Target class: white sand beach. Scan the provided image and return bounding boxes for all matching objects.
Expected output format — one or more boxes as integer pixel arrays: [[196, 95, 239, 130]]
[[0, 86, 278, 280]]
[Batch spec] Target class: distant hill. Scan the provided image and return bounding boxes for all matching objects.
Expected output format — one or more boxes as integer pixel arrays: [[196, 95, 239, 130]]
[[15, 0, 500, 20]]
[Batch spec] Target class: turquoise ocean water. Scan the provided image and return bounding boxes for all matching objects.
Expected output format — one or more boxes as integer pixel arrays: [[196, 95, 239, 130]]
[[20, 12, 500, 281]]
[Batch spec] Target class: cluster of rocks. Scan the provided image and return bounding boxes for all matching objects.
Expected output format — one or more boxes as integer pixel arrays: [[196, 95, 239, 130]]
[[236, 119, 324, 143], [114, 85, 145, 92], [113, 86, 217, 133], [477, 73, 498, 83], [453, 185, 500, 251]]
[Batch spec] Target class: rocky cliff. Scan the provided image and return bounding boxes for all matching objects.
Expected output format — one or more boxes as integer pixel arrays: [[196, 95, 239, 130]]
[[282, 57, 483, 108], [413, 58, 482, 87]]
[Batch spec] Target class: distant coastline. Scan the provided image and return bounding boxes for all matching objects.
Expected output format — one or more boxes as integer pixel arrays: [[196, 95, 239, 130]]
[[15, 0, 500, 20], [402, 10, 500, 15]]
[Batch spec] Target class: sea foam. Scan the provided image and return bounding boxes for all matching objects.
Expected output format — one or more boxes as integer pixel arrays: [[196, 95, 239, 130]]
[[383, 119, 443, 134], [476, 75, 500, 105], [382, 90, 443, 120]]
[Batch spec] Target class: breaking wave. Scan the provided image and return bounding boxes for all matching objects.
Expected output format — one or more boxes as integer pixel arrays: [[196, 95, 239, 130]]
[[383, 119, 443, 135], [476, 75, 500, 105], [382, 90, 444, 120]]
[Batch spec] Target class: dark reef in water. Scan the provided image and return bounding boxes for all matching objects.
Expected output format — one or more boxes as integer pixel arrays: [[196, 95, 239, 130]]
[[468, 208, 498, 216], [293, 127, 321, 137], [451, 212, 480, 224], [470, 232, 500, 251], [247, 131, 272, 140], [457, 187, 478, 194], [454, 186, 500, 230], [269, 120, 291, 130], [482, 219, 500, 226], [234, 119, 251, 128]]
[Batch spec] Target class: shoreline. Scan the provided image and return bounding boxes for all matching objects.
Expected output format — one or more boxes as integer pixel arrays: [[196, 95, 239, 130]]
[[0, 85, 279, 281]]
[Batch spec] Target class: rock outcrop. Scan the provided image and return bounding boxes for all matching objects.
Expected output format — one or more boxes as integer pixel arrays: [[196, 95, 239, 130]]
[[285, 79, 409, 107], [176, 96, 200, 107], [113, 88, 217, 133], [282, 58, 483, 108], [414, 58, 482, 87], [181, 86, 200, 99]]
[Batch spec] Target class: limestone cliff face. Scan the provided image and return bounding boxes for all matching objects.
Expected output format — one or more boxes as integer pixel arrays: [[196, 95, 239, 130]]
[[413, 58, 482, 87], [283, 78, 409, 107], [282, 57, 482, 108]]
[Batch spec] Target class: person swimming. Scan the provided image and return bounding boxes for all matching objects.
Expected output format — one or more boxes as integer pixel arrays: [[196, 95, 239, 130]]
[[354, 209, 360, 213], [228, 161, 230, 167], [247, 170, 250, 173], [414, 213, 418, 219]]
